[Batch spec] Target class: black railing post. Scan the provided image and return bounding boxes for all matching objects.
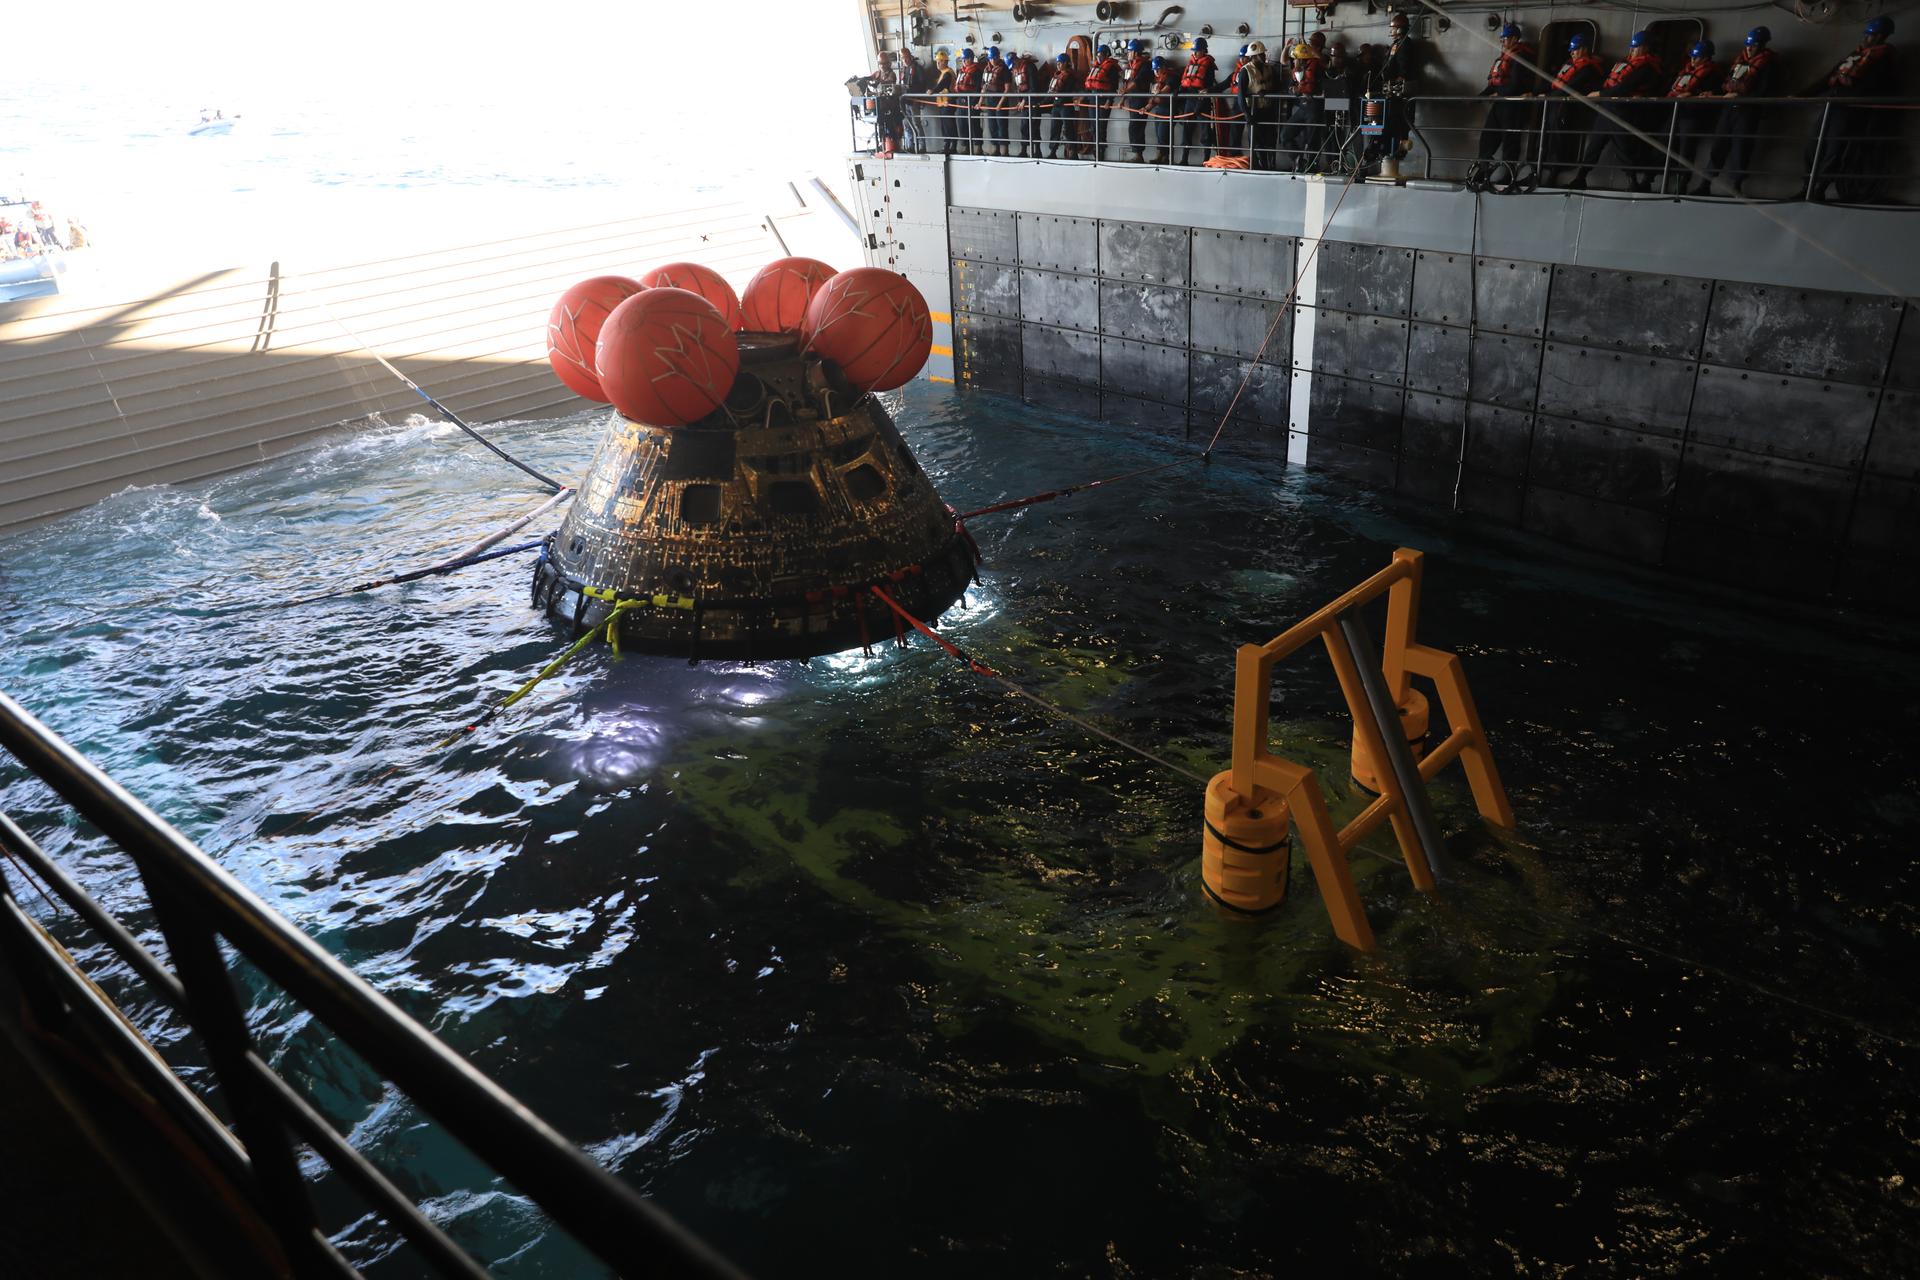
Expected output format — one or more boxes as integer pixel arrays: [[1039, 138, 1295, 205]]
[[140, 872, 332, 1278]]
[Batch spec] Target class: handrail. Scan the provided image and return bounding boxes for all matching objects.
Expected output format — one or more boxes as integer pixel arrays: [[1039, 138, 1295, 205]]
[[0, 688, 744, 1280]]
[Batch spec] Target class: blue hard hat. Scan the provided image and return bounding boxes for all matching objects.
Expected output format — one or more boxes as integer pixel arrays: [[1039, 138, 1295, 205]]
[[1746, 26, 1771, 46], [1240, 44, 1250, 56], [1629, 29, 1649, 48], [1129, 38, 1145, 53], [1568, 32, 1588, 51], [1689, 40, 1714, 59], [987, 46, 1001, 59], [1097, 43, 1111, 56], [1151, 55, 1165, 71], [1866, 16, 1894, 37], [1194, 37, 1209, 52], [960, 47, 974, 59], [1055, 53, 1068, 63], [1499, 23, 1521, 40]]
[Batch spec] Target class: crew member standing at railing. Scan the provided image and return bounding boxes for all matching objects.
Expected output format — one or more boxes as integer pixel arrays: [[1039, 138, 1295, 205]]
[[895, 49, 926, 151], [1323, 41, 1361, 171], [1009, 51, 1040, 157], [928, 48, 955, 153], [1544, 33, 1607, 176], [952, 47, 984, 155], [1366, 13, 1421, 180], [1807, 17, 1901, 201], [1561, 30, 1665, 192], [1661, 41, 1725, 192], [1121, 38, 1153, 162], [1281, 42, 1327, 173], [1467, 24, 1540, 190], [1044, 53, 1082, 158], [1084, 43, 1122, 160], [1692, 27, 1780, 196], [1179, 37, 1220, 164], [1239, 40, 1278, 169], [980, 47, 1012, 155], [1214, 44, 1249, 157], [1149, 54, 1179, 162]]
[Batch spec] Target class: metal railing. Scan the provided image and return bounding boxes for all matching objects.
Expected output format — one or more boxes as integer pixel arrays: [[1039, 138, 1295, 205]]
[[0, 689, 743, 1280], [849, 89, 1918, 202]]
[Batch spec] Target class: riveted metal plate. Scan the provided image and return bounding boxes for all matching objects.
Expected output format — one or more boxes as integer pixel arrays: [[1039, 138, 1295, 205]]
[[1100, 280, 1189, 347], [1307, 436, 1398, 487], [1100, 335, 1188, 405], [1473, 257, 1552, 337], [1406, 321, 1470, 395], [1663, 521, 1838, 598], [1191, 292, 1289, 362], [1102, 391, 1190, 431], [948, 206, 1019, 265], [1023, 375, 1090, 416], [1099, 220, 1190, 287], [1528, 415, 1679, 511], [1192, 230, 1295, 300], [1468, 332, 1542, 409], [1690, 366, 1879, 469], [1308, 374, 1404, 453], [1703, 282, 1902, 384], [1522, 486, 1668, 564], [1458, 470, 1524, 525], [1396, 453, 1459, 506], [1890, 303, 1920, 392], [1536, 346, 1696, 439], [1316, 242, 1414, 316], [1019, 268, 1099, 331], [956, 311, 1022, 395], [1465, 403, 1536, 479], [1410, 251, 1472, 326], [1018, 212, 1098, 274], [1867, 390, 1920, 481], [1401, 392, 1466, 461], [1673, 445, 1854, 541], [1021, 322, 1101, 387], [1312, 311, 1407, 386], [952, 259, 1020, 319], [1546, 266, 1711, 358], [1191, 351, 1286, 427], [1846, 474, 1920, 554]]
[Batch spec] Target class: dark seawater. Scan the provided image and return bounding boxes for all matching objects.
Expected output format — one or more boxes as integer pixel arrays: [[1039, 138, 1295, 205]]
[[1, 385, 1915, 1277]]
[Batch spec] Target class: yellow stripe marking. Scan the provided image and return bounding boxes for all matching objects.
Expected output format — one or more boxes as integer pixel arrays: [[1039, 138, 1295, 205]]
[[929, 311, 952, 323], [930, 344, 953, 357], [929, 375, 955, 384]]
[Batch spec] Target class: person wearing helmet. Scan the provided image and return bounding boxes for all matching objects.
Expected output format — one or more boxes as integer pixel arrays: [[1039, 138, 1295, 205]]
[[1120, 36, 1154, 161], [1655, 41, 1725, 192], [927, 49, 956, 154], [1210, 43, 1252, 158], [1542, 32, 1607, 176], [1560, 29, 1665, 192], [951, 48, 984, 154], [976, 46, 1011, 155], [1466, 22, 1539, 191], [1692, 27, 1780, 196], [1083, 42, 1123, 159], [1365, 12, 1422, 180], [1808, 17, 1899, 199], [1280, 42, 1327, 173], [1177, 36, 1221, 164], [892, 49, 928, 152], [1041, 52, 1082, 158], [1148, 52, 1179, 161], [1238, 40, 1279, 169], [1006, 50, 1040, 156]]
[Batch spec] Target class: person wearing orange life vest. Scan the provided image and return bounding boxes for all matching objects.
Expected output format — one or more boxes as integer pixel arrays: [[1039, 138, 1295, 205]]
[[951, 48, 984, 154], [1119, 39, 1153, 162], [1561, 30, 1665, 192], [1042, 53, 1082, 158], [1082, 43, 1122, 160], [1147, 54, 1179, 162], [1280, 42, 1326, 173], [1543, 32, 1606, 173], [1465, 23, 1539, 191], [977, 47, 1012, 155], [1212, 44, 1248, 156], [1177, 37, 1220, 164], [1808, 17, 1900, 201], [1660, 41, 1725, 193], [1692, 27, 1781, 196], [30, 201, 58, 248], [1008, 52, 1041, 157]]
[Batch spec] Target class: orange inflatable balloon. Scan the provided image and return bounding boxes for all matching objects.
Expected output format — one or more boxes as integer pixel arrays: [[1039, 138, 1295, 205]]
[[740, 256, 837, 333], [595, 287, 741, 427], [639, 262, 741, 331], [799, 268, 933, 393], [546, 275, 643, 402]]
